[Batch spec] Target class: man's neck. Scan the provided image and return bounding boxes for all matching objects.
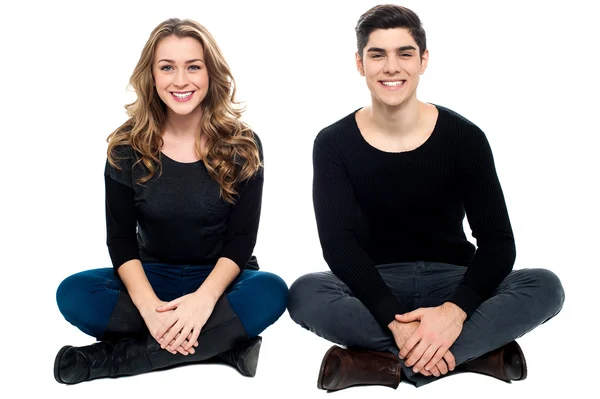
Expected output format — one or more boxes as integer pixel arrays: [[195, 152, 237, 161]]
[[367, 97, 422, 138]]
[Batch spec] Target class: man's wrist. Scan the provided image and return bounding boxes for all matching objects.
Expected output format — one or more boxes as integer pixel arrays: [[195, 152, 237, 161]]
[[443, 302, 467, 322], [388, 320, 396, 330]]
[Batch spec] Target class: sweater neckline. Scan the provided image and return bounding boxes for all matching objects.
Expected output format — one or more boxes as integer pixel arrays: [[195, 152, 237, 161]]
[[160, 151, 204, 167], [350, 104, 442, 155]]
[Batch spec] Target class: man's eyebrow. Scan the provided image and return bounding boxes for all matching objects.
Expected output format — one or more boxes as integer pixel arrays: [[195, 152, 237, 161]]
[[366, 45, 417, 52]]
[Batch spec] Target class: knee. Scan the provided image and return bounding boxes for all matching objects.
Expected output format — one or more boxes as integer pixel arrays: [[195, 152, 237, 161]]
[[56, 272, 87, 322], [252, 272, 289, 319], [287, 273, 326, 325], [56, 270, 113, 326], [528, 268, 566, 317], [229, 272, 289, 337]]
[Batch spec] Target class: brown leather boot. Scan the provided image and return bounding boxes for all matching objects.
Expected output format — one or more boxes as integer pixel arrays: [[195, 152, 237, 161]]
[[456, 341, 527, 382], [317, 345, 402, 391]]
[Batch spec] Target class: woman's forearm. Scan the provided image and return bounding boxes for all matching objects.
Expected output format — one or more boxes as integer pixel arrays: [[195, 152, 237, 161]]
[[117, 259, 159, 312], [196, 257, 241, 302]]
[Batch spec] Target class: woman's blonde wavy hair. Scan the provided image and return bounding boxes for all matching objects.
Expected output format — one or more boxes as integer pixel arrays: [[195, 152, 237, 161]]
[[106, 18, 261, 204]]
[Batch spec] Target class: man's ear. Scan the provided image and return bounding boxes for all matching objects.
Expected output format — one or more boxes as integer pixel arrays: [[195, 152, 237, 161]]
[[356, 52, 365, 76], [420, 49, 429, 75]]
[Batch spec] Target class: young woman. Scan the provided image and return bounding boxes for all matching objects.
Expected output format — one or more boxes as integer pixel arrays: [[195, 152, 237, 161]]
[[54, 17, 288, 385]]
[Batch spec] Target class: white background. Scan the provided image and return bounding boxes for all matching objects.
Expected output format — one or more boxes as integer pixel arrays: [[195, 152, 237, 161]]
[[1, 0, 598, 397]]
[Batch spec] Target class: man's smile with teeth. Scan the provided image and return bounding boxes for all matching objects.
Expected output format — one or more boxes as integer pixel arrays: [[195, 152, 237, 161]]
[[381, 81, 405, 87]]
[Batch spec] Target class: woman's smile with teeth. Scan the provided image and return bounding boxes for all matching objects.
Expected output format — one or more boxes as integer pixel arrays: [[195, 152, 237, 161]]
[[172, 91, 193, 98], [170, 91, 195, 102]]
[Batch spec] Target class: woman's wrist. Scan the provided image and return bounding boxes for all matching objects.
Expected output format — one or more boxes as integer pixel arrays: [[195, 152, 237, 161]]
[[193, 287, 220, 305]]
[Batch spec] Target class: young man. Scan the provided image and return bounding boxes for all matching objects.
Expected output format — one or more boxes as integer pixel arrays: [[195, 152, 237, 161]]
[[287, 4, 565, 391]]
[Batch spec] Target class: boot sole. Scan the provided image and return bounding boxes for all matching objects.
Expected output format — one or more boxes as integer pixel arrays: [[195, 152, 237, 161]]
[[54, 345, 73, 384], [509, 341, 528, 380], [240, 337, 262, 377], [317, 345, 339, 390]]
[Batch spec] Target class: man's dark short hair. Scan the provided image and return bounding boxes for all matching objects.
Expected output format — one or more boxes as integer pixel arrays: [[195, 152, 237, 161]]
[[356, 4, 427, 58]]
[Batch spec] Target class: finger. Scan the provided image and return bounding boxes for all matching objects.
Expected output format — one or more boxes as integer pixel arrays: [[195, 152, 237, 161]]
[[155, 315, 178, 341], [156, 297, 182, 312], [405, 341, 429, 368], [169, 337, 198, 354], [155, 323, 169, 341], [167, 333, 192, 352], [185, 326, 202, 351], [166, 333, 182, 351], [162, 322, 183, 349], [429, 365, 440, 378], [424, 346, 448, 372], [436, 358, 448, 375], [181, 332, 194, 351], [160, 327, 173, 349], [413, 344, 439, 373], [177, 333, 193, 346], [160, 337, 180, 355], [443, 350, 456, 371], [395, 309, 423, 323], [175, 333, 194, 352], [174, 343, 189, 356], [187, 344, 195, 355], [171, 325, 192, 351], [173, 338, 195, 355], [400, 329, 423, 360], [420, 368, 432, 377]]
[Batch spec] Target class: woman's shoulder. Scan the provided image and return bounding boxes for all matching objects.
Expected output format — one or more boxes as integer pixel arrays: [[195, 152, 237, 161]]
[[249, 130, 263, 156], [109, 144, 136, 159], [104, 143, 139, 188]]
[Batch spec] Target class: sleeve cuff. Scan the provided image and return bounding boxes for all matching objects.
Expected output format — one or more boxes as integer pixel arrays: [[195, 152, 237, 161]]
[[447, 284, 482, 319], [219, 239, 253, 271], [108, 239, 140, 271], [368, 295, 405, 330]]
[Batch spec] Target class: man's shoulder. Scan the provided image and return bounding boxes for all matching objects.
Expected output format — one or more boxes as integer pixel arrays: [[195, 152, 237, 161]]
[[435, 104, 479, 129], [315, 109, 360, 147], [434, 104, 488, 146], [433, 104, 496, 163]]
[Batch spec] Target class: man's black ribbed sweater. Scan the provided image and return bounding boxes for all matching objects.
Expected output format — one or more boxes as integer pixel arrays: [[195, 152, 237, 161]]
[[312, 105, 516, 329]]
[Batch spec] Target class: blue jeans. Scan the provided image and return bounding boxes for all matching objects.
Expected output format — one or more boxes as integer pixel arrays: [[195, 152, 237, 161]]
[[287, 262, 565, 387], [56, 263, 289, 339]]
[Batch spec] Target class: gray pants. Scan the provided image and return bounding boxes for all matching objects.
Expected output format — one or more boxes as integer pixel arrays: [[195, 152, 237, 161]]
[[287, 262, 565, 387]]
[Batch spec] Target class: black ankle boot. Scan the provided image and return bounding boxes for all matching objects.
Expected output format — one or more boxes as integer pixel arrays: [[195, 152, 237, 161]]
[[54, 295, 249, 384], [216, 336, 262, 377]]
